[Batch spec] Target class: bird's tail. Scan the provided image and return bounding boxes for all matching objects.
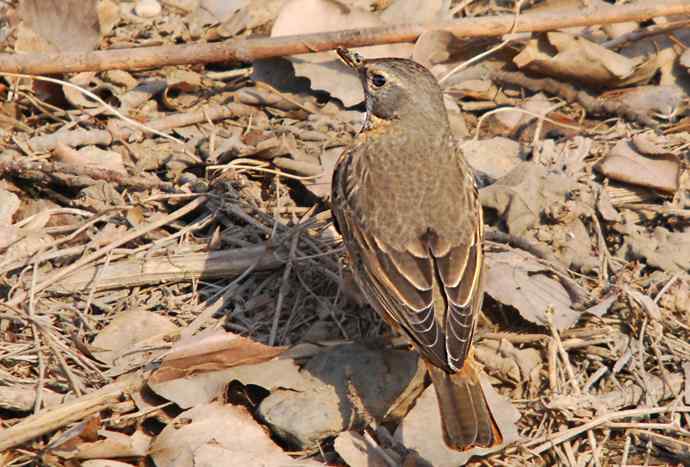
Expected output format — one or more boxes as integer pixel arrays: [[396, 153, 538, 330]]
[[427, 361, 502, 451]]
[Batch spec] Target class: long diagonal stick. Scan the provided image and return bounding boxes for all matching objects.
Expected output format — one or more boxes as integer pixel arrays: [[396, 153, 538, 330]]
[[1, 3, 689, 75]]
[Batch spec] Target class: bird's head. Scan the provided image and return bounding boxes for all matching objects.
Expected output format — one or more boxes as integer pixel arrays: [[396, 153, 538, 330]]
[[337, 47, 448, 126]]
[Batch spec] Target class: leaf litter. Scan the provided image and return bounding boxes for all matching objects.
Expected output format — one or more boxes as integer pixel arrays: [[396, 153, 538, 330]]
[[0, 0, 689, 466]]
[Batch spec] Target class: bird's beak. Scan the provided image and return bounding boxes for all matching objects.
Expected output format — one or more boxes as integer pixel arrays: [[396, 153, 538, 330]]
[[337, 47, 364, 71]]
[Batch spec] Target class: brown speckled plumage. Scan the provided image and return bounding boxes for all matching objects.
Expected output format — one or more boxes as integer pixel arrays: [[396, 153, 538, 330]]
[[332, 48, 501, 450]]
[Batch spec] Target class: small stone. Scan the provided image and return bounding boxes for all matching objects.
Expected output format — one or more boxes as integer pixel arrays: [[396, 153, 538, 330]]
[[135, 0, 162, 17]]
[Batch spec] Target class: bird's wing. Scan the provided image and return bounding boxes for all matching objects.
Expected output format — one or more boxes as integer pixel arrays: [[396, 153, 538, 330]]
[[332, 146, 484, 372], [428, 213, 484, 371]]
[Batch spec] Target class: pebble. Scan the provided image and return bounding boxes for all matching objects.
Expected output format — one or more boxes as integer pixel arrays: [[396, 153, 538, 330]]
[[135, 0, 162, 17]]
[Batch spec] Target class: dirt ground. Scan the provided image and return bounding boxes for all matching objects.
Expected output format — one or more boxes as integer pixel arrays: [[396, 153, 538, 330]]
[[0, 0, 689, 466]]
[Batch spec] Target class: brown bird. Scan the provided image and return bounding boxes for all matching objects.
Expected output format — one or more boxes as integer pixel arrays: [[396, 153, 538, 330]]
[[331, 48, 501, 450]]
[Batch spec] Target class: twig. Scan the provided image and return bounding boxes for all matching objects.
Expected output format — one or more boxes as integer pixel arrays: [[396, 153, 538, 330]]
[[490, 71, 658, 128], [526, 405, 690, 455], [47, 245, 281, 293], [2, 73, 188, 148], [439, 0, 525, 85], [629, 429, 690, 463], [28, 264, 45, 415], [1, 3, 689, 74], [183, 247, 275, 337], [5, 196, 208, 306], [270, 231, 300, 346], [601, 19, 690, 50], [0, 376, 145, 451], [0, 159, 175, 192]]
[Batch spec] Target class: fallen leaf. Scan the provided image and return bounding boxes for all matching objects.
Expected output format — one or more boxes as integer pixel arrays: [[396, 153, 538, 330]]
[[514, 32, 646, 87], [334, 431, 389, 467], [303, 146, 343, 199], [97, 0, 120, 36], [480, 161, 576, 235], [0, 188, 19, 225], [489, 92, 555, 137], [461, 137, 526, 181], [258, 343, 425, 449], [0, 230, 52, 263], [594, 140, 681, 193], [54, 429, 151, 459], [537, 135, 592, 176], [81, 460, 134, 467], [92, 309, 178, 369], [148, 329, 291, 408], [54, 144, 127, 175], [253, 0, 412, 106], [135, 0, 162, 18], [380, 0, 449, 24], [413, 30, 456, 69], [17, 0, 100, 53], [484, 250, 582, 330], [150, 402, 320, 467], [0, 225, 18, 251], [601, 85, 684, 119], [584, 293, 619, 317], [625, 287, 662, 321], [152, 328, 287, 382], [199, 0, 248, 21], [620, 226, 690, 274], [395, 376, 519, 467], [475, 338, 541, 385]]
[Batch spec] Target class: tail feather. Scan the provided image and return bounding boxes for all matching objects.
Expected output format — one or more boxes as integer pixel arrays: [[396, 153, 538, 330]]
[[427, 362, 501, 450]]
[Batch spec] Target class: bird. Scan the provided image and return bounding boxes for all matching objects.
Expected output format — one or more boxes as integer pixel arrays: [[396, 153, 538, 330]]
[[331, 47, 502, 451]]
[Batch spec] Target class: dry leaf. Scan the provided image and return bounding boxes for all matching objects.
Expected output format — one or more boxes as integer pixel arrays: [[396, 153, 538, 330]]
[[461, 137, 526, 181], [199, 0, 248, 21], [514, 32, 643, 87], [480, 161, 576, 236], [0, 225, 18, 252], [413, 30, 456, 68], [537, 135, 592, 176], [135, 0, 162, 18], [475, 339, 541, 385], [595, 140, 681, 193], [91, 309, 178, 368], [17, 0, 100, 53], [258, 343, 425, 449], [625, 287, 662, 321], [54, 144, 127, 175], [147, 329, 291, 408], [334, 431, 390, 467], [602, 86, 684, 119], [0, 230, 52, 263], [485, 250, 582, 330], [394, 377, 519, 467], [63, 72, 120, 109], [54, 429, 151, 459], [150, 402, 320, 467], [620, 227, 690, 274], [151, 358, 308, 409], [97, 0, 120, 36], [152, 329, 287, 381], [303, 146, 343, 198], [585, 293, 618, 317], [489, 92, 554, 136], [253, 0, 413, 106], [81, 460, 134, 467], [0, 188, 19, 225]]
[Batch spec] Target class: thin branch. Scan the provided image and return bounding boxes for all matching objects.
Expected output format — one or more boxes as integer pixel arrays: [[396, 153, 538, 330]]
[[1, 3, 689, 74]]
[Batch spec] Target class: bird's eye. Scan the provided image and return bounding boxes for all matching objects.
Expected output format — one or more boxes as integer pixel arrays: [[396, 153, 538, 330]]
[[371, 74, 386, 87]]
